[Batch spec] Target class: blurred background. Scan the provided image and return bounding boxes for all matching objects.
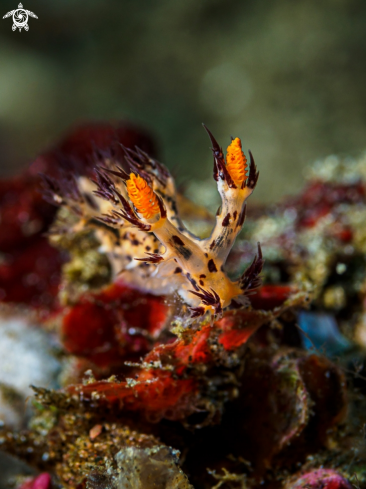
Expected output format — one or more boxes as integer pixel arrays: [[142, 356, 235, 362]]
[[0, 0, 365, 202]]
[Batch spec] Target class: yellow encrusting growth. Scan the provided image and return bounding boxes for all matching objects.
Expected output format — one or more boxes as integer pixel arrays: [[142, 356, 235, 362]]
[[126, 173, 160, 219], [226, 138, 247, 186]]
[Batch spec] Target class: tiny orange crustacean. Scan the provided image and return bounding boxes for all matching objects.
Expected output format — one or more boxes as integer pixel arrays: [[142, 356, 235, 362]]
[[44, 125, 262, 319]]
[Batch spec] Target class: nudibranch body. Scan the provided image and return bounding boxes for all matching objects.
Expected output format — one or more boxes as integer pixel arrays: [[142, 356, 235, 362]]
[[44, 126, 263, 318]]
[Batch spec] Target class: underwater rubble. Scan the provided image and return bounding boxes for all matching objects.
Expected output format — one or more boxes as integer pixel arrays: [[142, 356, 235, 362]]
[[0, 123, 365, 489]]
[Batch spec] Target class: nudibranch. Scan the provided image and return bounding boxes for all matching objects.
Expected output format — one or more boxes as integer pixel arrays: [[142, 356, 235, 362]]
[[43, 125, 263, 318]]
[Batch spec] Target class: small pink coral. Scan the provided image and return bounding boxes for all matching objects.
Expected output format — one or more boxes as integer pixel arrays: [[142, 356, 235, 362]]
[[18, 473, 52, 489], [287, 469, 352, 489]]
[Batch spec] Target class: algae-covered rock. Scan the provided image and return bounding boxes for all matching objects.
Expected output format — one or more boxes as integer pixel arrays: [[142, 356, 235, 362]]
[[115, 446, 192, 489]]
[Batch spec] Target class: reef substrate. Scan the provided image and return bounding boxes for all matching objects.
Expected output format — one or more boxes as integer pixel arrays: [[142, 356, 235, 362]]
[[0, 123, 365, 489]]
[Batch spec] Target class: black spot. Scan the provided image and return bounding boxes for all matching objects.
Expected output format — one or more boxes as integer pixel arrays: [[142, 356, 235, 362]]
[[237, 207, 246, 228], [177, 247, 193, 260], [154, 249, 159, 253], [208, 259, 218, 273], [186, 273, 199, 291], [200, 274, 206, 278], [145, 246, 151, 251], [172, 235, 185, 246], [205, 253, 208, 258], [210, 240, 216, 250], [233, 210, 238, 220], [171, 200, 179, 215], [83, 193, 98, 210], [214, 235, 225, 249], [131, 239, 140, 246], [199, 280, 204, 286], [174, 267, 182, 274], [222, 213, 231, 227]]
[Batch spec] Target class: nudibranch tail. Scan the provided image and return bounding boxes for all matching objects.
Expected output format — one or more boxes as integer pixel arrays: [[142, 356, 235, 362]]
[[226, 138, 248, 186], [126, 173, 160, 219]]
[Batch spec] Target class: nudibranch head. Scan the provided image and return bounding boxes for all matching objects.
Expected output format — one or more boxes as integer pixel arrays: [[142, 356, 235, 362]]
[[126, 173, 160, 219], [226, 137, 248, 186]]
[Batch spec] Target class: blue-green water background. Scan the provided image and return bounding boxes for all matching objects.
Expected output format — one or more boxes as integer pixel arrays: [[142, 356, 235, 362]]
[[0, 0, 366, 202]]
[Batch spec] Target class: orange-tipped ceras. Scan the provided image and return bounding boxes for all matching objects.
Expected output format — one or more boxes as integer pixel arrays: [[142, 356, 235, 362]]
[[126, 173, 160, 219], [226, 138, 248, 186]]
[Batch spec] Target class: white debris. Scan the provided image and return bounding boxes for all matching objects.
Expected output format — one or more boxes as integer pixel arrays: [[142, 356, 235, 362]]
[[0, 314, 61, 428]]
